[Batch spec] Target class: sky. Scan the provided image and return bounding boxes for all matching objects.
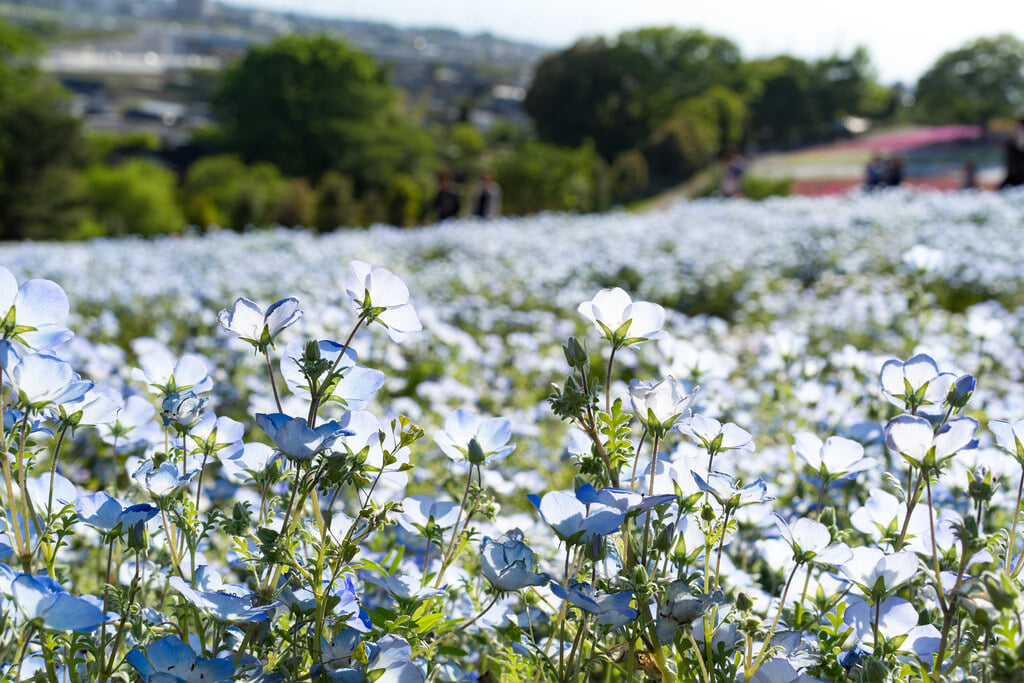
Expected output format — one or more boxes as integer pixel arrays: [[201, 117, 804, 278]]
[[227, 0, 1023, 84]]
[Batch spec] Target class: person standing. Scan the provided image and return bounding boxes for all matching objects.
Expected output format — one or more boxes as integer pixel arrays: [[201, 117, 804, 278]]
[[431, 169, 461, 221], [471, 171, 502, 219], [1000, 119, 1024, 189]]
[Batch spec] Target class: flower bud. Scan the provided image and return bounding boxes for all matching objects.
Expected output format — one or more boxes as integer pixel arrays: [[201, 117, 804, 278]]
[[946, 374, 976, 410]]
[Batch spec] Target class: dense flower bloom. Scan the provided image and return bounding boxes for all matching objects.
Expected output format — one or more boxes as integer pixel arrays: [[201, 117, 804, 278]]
[[577, 287, 666, 346], [217, 296, 302, 350], [479, 529, 548, 592], [126, 635, 235, 683], [346, 261, 421, 343]]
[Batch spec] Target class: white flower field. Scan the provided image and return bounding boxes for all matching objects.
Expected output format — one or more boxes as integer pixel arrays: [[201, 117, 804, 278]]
[[2, 188, 1024, 682]]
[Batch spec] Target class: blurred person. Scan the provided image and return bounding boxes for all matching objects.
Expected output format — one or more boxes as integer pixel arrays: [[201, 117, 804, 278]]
[[1000, 118, 1024, 189], [864, 152, 885, 190], [471, 171, 502, 219], [719, 148, 746, 198], [431, 169, 461, 221], [961, 157, 979, 190], [885, 155, 905, 187]]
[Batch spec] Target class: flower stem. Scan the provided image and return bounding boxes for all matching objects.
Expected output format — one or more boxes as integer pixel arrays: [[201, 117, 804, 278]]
[[1008, 465, 1024, 574], [747, 561, 800, 681]]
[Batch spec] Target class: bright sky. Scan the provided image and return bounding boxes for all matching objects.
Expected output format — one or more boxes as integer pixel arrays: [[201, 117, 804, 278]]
[[228, 0, 1023, 84]]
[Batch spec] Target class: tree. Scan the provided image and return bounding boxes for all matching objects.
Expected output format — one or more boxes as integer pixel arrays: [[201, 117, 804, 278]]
[[915, 35, 1024, 127], [0, 20, 89, 240], [83, 160, 183, 237], [494, 141, 607, 215], [214, 34, 434, 190], [525, 29, 744, 163]]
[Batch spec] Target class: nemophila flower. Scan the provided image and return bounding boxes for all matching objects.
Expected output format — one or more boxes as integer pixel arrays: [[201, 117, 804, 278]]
[[792, 432, 872, 479], [577, 287, 666, 347], [169, 574, 276, 622], [947, 373, 976, 409], [843, 596, 941, 657], [550, 580, 637, 627], [217, 296, 302, 351], [8, 353, 91, 411], [365, 572, 445, 602], [22, 472, 77, 516], [396, 495, 462, 536], [655, 580, 722, 644], [11, 574, 105, 632], [76, 491, 158, 535], [103, 395, 161, 451], [527, 490, 624, 545], [0, 266, 72, 356], [130, 340, 212, 396], [66, 385, 122, 429], [320, 632, 423, 683], [884, 415, 977, 469], [256, 413, 350, 461], [748, 658, 826, 683], [679, 415, 753, 454], [280, 338, 385, 410], [575, 483, 676, 516], [879, 353, 954, 414], [629, 376, 698, 436], [219, 442, 279, 484], [839, 547, 918, 598], [479, 529, 548, 592], [772, 514, 851, 566], [346, 260, 421, 343], [160, 390, 208, 429], [188, 412, 244, 454], [692, 471, 773, 510], [132, 461, 199, 500], [434, 409, 515, 466], [990, 418, 1024, 463], [126, 634, 235, 683]]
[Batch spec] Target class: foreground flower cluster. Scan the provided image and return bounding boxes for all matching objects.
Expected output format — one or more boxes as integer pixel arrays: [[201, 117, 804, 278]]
[[3, 190, 1024, 681]]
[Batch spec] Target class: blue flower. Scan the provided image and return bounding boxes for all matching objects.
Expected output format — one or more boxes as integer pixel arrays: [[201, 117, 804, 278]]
[[655, 580, 722, 644], [550, 581, 637, 627], [76, 491, 158, 535], [160, 390, 208, 428], [691, 471, 773, 510], [217, 296, 302, 351], [0, 267, 72, 357], [11, 574, 105, 632], [169, 572, 277, 623], [280, 339, 385, 410], [575, 484, 677, 516], [132, 461, 199, 500], [527, 490, 625, 546], [479, 529, 548, 592], [434, 409, 515, 466], [9, 353, 92, 411], [256, 413, 350, 461], [126, 634, 235, 683]]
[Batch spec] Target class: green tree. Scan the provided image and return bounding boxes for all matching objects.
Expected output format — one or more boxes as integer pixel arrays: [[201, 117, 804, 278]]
[[915, 34, 1024, 127], [82, 160, 183, 237], [0, 20, 89, 240], [314, 171, 359, 231], [494, 141, 607, 215], [214, 34, 434, 191]]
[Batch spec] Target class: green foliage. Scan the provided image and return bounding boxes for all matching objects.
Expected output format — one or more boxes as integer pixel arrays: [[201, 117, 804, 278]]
[[494, 141, 608, 215], [609, 150, 649, 204], [743, 175, 793, 200], [214, 33, 433, 192], [82, 160, 184, 237], [0, 19, 89, 240], [915, 34, 1024, 127], [383, 173, 424, 227], [314, 171, 359, 231], [181, 155, 290, 229], [646, 97, 721, 188]]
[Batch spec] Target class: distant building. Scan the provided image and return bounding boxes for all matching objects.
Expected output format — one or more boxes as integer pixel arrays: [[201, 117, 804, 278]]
[[173, 0, 207, 20]]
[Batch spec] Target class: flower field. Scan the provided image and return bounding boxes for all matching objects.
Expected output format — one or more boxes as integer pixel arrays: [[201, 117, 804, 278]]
[[2, 188, 1024, 682]]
